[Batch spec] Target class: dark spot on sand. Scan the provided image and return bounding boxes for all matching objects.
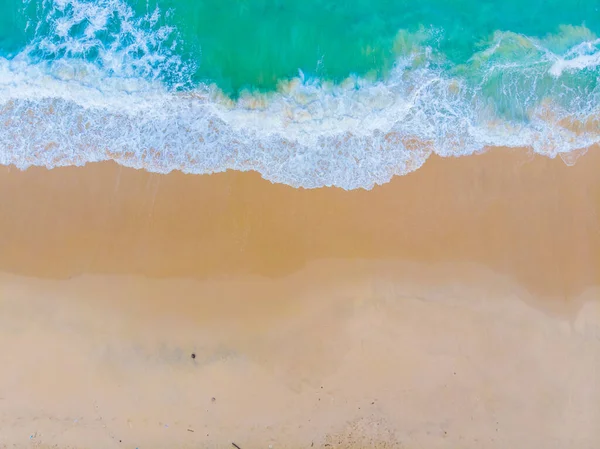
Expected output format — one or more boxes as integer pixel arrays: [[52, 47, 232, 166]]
[[191, 353, 196, 359], [211, 397, 216, 402]]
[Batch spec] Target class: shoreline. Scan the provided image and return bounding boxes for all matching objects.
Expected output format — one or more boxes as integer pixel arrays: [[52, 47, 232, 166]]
[[1, 146, 600, 447], [1, 146, 599, 297]]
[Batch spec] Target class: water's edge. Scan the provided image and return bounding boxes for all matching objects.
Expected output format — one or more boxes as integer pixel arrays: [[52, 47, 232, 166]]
[[0, 0, 598, 189]]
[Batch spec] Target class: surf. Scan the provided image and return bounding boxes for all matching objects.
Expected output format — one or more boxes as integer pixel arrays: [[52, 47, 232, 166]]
[[0, 0, 598, 189]]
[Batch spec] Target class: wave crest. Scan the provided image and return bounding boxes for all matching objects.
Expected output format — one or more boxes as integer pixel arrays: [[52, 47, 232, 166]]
[[0, 0, 599, 189]]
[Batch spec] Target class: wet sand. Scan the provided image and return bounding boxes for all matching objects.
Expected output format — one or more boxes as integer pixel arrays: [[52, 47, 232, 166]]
[[0, 147, 600, 448]]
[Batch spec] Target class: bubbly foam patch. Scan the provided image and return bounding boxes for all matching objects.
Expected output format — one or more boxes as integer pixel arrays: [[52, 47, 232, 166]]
[[22, 0, 193, 86], [0, 0, 599, 189]]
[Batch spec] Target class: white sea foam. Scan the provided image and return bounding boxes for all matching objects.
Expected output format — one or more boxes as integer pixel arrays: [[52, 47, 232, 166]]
[[1, 0, 599, 189], [549, 38, 600, 76]]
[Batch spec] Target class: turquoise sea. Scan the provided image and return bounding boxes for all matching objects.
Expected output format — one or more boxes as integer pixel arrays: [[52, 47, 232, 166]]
[[0, 0, 599, 188]]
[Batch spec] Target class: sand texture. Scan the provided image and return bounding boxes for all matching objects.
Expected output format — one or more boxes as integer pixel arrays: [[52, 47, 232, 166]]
[[1, 147, 599, 448]]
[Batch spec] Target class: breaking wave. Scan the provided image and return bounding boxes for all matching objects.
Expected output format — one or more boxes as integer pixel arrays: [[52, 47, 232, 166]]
[[0, 0, 598, 189]]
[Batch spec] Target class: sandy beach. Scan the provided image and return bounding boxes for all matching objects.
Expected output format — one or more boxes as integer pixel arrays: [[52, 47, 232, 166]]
[[1, 146, 600, 448]]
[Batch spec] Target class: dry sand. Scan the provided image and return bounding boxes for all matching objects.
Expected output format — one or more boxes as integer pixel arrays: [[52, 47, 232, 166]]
[[0, 146, 599, 448]]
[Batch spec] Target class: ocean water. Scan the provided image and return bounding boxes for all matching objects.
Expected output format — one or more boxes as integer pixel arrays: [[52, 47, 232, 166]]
[[0, 0, 599, 189]]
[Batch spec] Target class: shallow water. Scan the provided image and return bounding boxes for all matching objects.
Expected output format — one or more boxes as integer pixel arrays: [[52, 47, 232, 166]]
[[0, 0, 599, 188]]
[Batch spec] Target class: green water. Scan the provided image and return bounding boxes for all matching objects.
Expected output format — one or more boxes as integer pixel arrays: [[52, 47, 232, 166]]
[[162, 0, 600, 94], [2, 0, 599, 94], [0, 0, 599, 189]]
